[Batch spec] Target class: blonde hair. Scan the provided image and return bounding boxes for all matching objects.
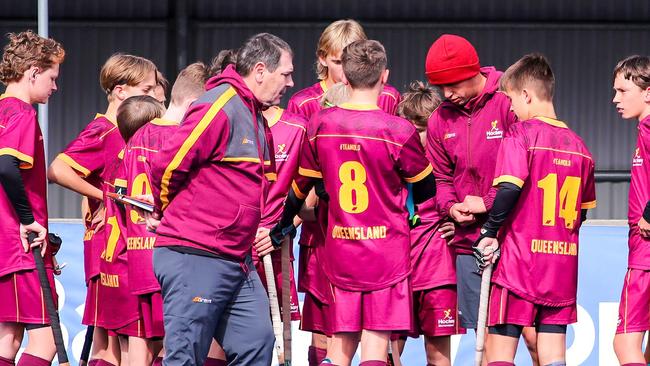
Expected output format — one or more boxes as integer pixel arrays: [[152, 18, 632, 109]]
[[116, 95, 164, 142], [319, 82, 349, 108], [398, 81, 442, 131], [100, 53, 157, 99], [316, 19, 367, 80], [0, 30, 65, 84], [170, 62, 209, 105]]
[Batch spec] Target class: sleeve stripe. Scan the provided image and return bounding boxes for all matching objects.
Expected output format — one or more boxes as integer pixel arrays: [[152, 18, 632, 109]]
[[159, 87, 237, 210], [493, 175, 525, 188], [0, 148, 34, 169], [57, 153, 90, 176], [265, 172, 277, 181], [404, 164, 433, 183], [291, 180, 307, 199], [299, 167, 322, 178], [114, 178, 127, 188], [581, 200, 597, 209]]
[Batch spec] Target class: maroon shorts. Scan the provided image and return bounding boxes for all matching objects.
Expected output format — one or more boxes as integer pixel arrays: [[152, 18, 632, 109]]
[[300, 291, 331, 336], [254, 251, 301, 321], [413, 285, 466, 337], [0, 269, 57, 324], [488, 284, 577, 327], [617, 268, 650, 334], [137, 292, 164, 339], [329, 278, 412, 333], [82, 276, 100, 326]]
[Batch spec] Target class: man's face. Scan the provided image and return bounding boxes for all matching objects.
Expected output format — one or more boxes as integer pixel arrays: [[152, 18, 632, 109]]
[[30, 63, 60, 104], [258, 51, 294, 106], [439, 77, 479, 107], [320, 50, 344, 83], [613, 73, 648, 120]]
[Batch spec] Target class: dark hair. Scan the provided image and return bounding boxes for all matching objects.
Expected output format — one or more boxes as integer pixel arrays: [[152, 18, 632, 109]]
[[341, 40, 387, 89], [500, 53, 555, 101], [116, 95, 165, 141], [209, 49, 238, 77], [398, 81, 442, 131], [613, 55, 650, 90], [236, 33, 292, 76]]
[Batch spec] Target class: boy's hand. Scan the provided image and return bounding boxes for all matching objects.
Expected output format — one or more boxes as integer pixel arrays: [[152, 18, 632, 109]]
[[21, 221, 47, 256], [639, 217, 650, 238], [91, 202, 106, 231], [254, 227, 275, 257], [473, 236, 500, 269], [438, 221, 455, 243], [134, 195, 160, 232], [449, 202, 476, 226]]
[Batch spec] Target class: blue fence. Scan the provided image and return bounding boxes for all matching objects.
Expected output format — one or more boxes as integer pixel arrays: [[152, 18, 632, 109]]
[[31, 222, 629, 365]]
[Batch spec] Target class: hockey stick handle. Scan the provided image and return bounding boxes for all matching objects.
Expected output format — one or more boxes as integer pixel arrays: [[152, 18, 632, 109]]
[[281, 236, 292, 366], [475, 263, 493, 366], [29, 232, 70, 365], [79, 325, 94, 365], [262, 253, 285, 364]]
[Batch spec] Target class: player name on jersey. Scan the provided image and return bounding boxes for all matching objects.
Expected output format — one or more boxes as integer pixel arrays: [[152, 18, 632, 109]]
[[127, 236, 156, 250], [530, 239, 578, 256], [331, 225, 388, 240]]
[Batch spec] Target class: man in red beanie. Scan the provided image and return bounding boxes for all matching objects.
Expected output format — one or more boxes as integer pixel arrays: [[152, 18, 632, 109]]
[[424, 34, 539, 364]]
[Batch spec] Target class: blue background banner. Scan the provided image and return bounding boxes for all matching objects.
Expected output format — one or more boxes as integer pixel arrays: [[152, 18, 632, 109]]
[[33, 222, 628, 365]]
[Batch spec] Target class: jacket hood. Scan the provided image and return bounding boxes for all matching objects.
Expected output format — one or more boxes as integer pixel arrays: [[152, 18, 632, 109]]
[[205, 64, 261, 109]]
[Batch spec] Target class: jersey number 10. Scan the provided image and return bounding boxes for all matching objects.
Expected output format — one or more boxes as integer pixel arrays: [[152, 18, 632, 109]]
[[537, 173, 581, 229]]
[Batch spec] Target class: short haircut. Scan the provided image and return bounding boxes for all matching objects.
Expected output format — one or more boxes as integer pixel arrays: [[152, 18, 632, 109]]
[[0, 30, 65, 85], [170, 62, 209, 105], [100, 53, 158, 97], [500, 53, 555, 102], [236, 33, 292, 77], [319, 82, 349, 108], [316, 19, 367, 80], [208, 49, 238, 77], [341, 40, 387, 89], [398, 81, 442, 131], [613, 55, 650, 90], [116, 95, 164, 142]]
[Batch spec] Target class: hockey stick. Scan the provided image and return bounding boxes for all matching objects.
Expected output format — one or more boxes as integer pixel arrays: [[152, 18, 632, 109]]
[[281, 236, 292, 366], [29, 232, 70, 366], [78, 325, 94, 365], [475, 263, 493, 366], [263, 252, 285, 364]]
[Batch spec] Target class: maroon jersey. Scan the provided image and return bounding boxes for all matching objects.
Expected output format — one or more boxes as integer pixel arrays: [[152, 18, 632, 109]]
[[0, 95, 52, 276], [293, 103, 432, 291], [491, 117, 596, 306], [410, 199, 456, 291], [287, 81, 401, 248], [58, 113, 125, 281], [98, 155, 139, 329], [124, 118, 179, 295], [259, 107, 307, 228], [628, 115, 650, 269]]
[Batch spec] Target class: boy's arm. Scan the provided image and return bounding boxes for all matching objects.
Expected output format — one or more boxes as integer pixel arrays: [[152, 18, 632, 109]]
[[47, 158, 103, 201]]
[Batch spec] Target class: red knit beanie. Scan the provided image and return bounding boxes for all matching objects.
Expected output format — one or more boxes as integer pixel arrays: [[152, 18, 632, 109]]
[[425, 34, 480, 85]]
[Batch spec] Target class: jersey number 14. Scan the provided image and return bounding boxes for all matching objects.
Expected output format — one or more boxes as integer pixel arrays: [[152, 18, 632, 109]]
[[537, 173, 581, 229]]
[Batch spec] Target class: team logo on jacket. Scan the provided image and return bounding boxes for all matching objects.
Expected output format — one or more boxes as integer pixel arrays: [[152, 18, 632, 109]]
[[275, 143, 289, 162], [486, 120, 503, 140], [192, 296, 212, 304], [444, 132, 456, 140], [438, 308, 456, 328], [633, 147, 643, 167], [242, 137, 254, 145]]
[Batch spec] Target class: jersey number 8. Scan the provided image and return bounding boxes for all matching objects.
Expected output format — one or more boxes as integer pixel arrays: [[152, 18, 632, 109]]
[[338, 161, 369, 214]]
